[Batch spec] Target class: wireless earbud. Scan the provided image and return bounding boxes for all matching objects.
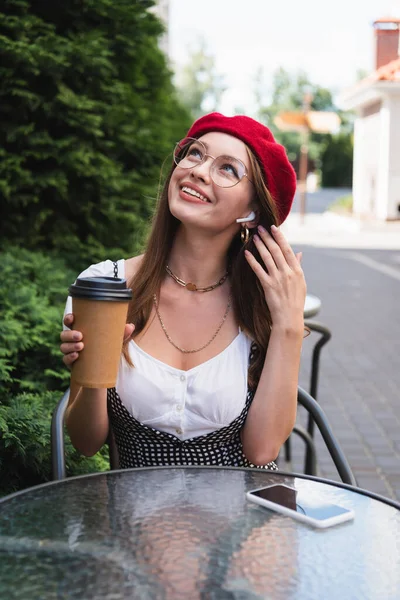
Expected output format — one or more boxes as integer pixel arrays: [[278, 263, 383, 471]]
[[236, 211, 256, 224]]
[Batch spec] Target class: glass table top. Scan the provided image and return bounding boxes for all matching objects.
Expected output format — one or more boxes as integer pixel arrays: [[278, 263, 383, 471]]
[[0, 467, 399, 599]]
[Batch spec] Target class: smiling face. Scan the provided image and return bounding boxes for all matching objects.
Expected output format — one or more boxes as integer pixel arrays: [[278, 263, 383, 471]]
[[168, 132, 256, 235]]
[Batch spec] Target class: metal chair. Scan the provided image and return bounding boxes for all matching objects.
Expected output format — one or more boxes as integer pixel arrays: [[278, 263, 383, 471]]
[[284, 320, 332, 474], [296, 386, 356, 486], [51, 384, 355, 486], [50, 388, 119, 480]]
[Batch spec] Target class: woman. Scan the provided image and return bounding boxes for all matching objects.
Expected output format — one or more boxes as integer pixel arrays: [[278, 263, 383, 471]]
[[60, 112, 306, 470]]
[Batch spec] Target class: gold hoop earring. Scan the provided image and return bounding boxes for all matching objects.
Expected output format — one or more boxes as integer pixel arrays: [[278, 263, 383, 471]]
[[241, 225, 249, 245]]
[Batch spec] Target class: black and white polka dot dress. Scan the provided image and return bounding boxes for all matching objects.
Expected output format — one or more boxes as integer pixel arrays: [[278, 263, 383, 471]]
[[107, 385, 278, 471]]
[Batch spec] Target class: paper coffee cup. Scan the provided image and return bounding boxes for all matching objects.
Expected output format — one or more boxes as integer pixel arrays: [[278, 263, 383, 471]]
[[69, 277, 132, 388]]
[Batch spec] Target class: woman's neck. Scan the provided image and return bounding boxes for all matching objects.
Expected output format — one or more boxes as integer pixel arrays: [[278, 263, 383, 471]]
[[167, 227, 231, 286]]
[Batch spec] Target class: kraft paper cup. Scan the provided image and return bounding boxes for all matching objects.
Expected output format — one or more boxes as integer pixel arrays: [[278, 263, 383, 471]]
[[69, 277, 132, 388]]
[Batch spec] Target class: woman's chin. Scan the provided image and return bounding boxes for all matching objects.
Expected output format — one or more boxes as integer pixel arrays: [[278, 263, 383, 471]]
[[168, 200, 211, 224]]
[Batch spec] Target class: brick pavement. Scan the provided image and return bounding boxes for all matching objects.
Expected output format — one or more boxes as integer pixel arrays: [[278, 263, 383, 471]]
[[278, 215, 400, 501]]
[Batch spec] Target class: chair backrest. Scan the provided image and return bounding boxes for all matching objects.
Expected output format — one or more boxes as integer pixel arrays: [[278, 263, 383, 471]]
[[50, 388, 119, 480], [51, 386, 356, 486], [297, 386, 357, 486]]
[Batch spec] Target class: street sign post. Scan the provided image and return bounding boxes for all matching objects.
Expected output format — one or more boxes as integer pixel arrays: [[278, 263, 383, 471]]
[[274, 98, 340, 222]]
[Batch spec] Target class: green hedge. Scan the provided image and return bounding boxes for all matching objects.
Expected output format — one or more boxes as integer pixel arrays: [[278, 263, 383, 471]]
[[0, 0, 192, 494], [0, 247, 107, 495]]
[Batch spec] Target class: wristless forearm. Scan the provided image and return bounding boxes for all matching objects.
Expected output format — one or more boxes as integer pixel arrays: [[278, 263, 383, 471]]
[[65, 387, 109, 456], [242, 327, 303, 464]]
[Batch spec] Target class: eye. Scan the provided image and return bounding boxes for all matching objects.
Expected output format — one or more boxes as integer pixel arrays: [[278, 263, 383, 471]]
[[221, 163, 238, 177], [186, 144, 204, 161], [215, 157, 241, 180]]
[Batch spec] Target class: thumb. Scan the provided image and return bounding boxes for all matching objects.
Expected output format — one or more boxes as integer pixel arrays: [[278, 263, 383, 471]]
[[124, 323, 135, 343]]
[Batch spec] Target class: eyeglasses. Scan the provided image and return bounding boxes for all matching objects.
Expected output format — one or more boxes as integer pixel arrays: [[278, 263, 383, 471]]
[[173, 137, 253, 188]]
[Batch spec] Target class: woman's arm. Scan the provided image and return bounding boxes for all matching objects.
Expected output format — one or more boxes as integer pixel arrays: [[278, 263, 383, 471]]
[[241, 325, 303, 465], [60, 256, 142, 456], [61, 313, 135, 456], [241, 225, 306, 465], [65, 384, 109, 457]]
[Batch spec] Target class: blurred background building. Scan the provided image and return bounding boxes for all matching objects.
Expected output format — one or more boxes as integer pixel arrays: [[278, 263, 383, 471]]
[[339, 17, 400, 221]]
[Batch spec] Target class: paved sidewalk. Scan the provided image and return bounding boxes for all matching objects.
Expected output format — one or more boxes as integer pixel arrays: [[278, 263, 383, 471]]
[[282, 210, 400, 250], [279, 210, 400, 501]]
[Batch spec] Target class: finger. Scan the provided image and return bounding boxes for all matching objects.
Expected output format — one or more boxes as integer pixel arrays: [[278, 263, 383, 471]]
[[63, 313, 74, 327], [244, 249, 271, 286], [60, 342, 84, 356], [253, 234, 277, 275], [270, 225, 300, 270], [63, 352, 79, 367], [60, 329, 82, 343], [124, 323, 135, 343], [296, 251, 303, 264], [257, 226, 288, 270]]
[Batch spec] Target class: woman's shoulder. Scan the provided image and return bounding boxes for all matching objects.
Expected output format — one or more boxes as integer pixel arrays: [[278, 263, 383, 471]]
[[76, 259, 122, 280], [124, 254, 144, 281], [76, 255, 144, 281]]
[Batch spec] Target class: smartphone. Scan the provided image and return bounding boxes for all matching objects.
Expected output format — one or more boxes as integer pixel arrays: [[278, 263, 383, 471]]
[[246, 484, 355, 529]]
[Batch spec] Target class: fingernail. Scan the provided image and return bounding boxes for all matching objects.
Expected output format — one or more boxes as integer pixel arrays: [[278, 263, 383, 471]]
[[73, 333, 80, 341], [257, 225, 266, 233], [271, 225, 278, 232], [253, 234, 260, 242]]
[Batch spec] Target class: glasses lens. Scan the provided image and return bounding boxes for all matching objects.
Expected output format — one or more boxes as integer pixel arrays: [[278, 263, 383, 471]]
[[174, 138, 205, 168], [211, 156, 246, 188]]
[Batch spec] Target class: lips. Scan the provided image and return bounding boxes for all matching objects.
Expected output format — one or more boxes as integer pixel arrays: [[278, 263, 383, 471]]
[[180, 182, 211, 203]]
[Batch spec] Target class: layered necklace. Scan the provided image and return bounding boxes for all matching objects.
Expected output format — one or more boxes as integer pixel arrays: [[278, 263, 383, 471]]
[[152, 264, 231, 354], [165, 264, 229, 292]]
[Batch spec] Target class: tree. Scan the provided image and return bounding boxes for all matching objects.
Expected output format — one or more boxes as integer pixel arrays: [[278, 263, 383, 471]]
[[0, 0, 191, 270], [175, 39, 226, 119], [0, 0, 192, 493], [255, 67, 352, 185], [256, 68, 334, 163], [320, 133, 353, 187]]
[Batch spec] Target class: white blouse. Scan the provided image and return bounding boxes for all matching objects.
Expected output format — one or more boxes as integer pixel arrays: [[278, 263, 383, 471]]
[[64, 260, 253, 441]]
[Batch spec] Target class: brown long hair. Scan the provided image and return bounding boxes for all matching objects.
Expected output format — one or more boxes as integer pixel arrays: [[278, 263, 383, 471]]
[[123, 147, 279, 390]]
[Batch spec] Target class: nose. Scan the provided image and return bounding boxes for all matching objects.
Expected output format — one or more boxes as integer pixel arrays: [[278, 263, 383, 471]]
[[190, 155, 213, 183]]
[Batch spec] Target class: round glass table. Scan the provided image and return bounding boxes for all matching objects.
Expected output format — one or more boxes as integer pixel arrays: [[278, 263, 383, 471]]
[[1, 467, 399, 599]]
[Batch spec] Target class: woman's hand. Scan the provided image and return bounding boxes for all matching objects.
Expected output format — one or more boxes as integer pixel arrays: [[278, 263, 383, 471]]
[[60, 314, 135, 368], [245, 224, 306, 332]]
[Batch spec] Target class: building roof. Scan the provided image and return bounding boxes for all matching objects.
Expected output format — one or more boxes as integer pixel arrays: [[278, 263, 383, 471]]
[[366, 57, 400, 82], [373, 16, 400, 25], [338, 17, 400, 109]]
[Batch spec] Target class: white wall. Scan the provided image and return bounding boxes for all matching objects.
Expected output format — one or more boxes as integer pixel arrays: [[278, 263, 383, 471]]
[[353, 94, 400, 220], [352, 111, 381, 217], [375, 98, 391, 220], [386, 94, 400, 219]]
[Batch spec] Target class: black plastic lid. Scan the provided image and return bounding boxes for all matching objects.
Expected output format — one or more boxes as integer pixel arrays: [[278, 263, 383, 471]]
[[69, 277, 133, 301]]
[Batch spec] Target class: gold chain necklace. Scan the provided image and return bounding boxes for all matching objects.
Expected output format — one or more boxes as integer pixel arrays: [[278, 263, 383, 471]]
[[153, 293, 232, 354], [165, 264, 229, 292]]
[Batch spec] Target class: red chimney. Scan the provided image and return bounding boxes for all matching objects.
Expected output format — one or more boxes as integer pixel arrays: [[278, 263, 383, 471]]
[[373, 17, 400, 70]]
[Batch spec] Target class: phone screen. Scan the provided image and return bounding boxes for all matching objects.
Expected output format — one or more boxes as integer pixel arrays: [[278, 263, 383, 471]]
[[250, 485, 351, 521]]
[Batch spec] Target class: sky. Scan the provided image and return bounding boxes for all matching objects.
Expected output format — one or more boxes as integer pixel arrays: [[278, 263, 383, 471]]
[[168, 0, 400, 115]]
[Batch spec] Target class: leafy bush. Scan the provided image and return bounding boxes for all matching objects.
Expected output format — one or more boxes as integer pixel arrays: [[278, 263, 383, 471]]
[[0, 391, 108, 496], [0, 247, 107, 494], [0, 247, 74, 398]]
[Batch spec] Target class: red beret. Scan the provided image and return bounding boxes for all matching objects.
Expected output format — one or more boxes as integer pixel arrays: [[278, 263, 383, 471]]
[[186, 112, 297, 224]]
